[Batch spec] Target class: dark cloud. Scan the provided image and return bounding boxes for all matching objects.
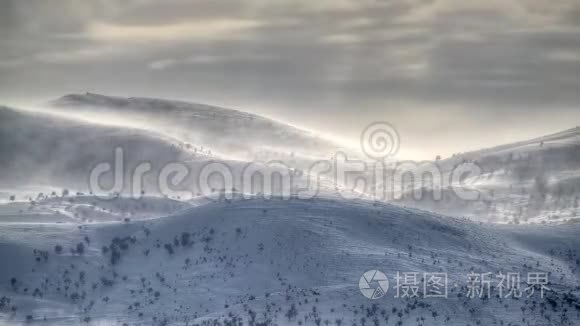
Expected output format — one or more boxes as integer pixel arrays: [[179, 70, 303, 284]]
[[1, 0, 579, 159]]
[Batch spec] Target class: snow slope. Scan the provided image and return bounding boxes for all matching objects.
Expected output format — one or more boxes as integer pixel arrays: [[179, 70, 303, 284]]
[[7, 92, 580, 224], [398, 127, 580, 224], [1, 106, 306, 201], [49, 93, 346, 161], [0, 106, 197, 194], [0, 196, 193, 224], [0, 196, 578, 325]]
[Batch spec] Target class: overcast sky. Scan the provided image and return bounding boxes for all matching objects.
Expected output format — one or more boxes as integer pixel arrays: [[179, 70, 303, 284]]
[[1, 0, 580, 159]]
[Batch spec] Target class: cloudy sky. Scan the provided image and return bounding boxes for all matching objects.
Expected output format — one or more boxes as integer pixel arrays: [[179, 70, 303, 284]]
[[1, 0, 580, 159]]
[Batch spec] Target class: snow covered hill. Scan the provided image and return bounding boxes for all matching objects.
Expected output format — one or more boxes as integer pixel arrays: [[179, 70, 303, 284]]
[[0, 196, 578, 325], [1, 106, 301, 202], [399, 127, 580, 224], [0, 106, 199, 195], [49, 93, 346, 162], [1, 97, 579, 325], [6, 91, 580, 225], [0, 104, 343, 206]]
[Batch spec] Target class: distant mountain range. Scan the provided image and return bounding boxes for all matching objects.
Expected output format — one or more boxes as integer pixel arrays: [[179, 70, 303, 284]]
[[1, 93, 579, 224]]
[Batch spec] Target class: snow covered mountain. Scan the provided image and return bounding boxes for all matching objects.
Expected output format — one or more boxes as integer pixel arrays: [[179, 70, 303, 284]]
[[1, 93, 580, 326], [7, 92, 580, 225], [0, 105, 204, 197], [399, 127, 580, 224], [49, 93, 347, 162], [6, 91, 580, 225], [0, 195, 578, 325], [0, 105, 314, 202]]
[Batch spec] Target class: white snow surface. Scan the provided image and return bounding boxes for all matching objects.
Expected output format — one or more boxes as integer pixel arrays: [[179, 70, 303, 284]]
[[0, 195, 578, 325]]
